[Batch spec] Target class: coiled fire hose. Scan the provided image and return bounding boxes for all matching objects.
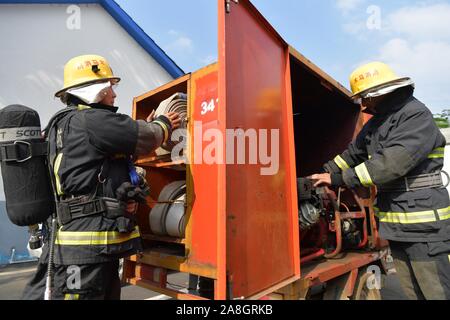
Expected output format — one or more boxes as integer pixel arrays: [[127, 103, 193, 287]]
[[154, 93, 188, 152], [149, 181, 187, 238]]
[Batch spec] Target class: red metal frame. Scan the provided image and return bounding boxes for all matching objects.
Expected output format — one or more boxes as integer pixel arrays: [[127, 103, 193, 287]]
[[302, 251, 383, 286]]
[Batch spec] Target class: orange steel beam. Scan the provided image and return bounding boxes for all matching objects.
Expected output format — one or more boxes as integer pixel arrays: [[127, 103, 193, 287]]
[[217, 0, 227, 300], [302, 252, 381, 286], [284, 46, 301, 280]]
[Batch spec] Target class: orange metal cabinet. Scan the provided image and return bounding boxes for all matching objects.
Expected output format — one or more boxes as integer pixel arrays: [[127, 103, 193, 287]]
[[124, 0, 383, 300], [125, 0, 300, 300], [126, 65, 228, 300]]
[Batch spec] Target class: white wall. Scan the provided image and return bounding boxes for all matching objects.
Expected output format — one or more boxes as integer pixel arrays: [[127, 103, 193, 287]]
[[0, 175, 3, 201], [0, 3, 174, 124], [0, 4, 176, 262]]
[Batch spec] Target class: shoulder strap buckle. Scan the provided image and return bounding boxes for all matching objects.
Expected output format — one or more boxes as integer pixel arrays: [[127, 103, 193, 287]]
[[14, 141, 33, 163], [0, 141, 32, 163]]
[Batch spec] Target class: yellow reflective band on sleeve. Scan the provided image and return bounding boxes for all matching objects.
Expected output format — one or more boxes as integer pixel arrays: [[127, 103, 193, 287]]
[[355, 163, 374, 187], [428, 148, 445, 159], [54, 153, 64, 196], [64, 294, 80, 300], [374, 207, 450, 224], [153, 120, 169, 143], [55, 227, 141, 246], [334, 155, 350, 171]]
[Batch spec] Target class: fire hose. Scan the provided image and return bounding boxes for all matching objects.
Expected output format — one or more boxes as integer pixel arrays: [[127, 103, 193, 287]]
[[154, 93, 188, 153], [149, 180, 187, 238]]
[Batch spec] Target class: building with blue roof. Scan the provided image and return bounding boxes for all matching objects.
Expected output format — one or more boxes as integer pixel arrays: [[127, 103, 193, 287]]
[[0, 0, 183, 265]]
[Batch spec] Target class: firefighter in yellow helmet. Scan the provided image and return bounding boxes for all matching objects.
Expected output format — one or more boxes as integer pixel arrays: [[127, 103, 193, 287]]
[[310, 62, 450, 300], [23, 55, 181, 300]]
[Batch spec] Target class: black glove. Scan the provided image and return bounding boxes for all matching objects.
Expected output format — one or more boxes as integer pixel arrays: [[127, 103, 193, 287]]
[[115, 216, 135, 233], [116, 182, 149, 203]]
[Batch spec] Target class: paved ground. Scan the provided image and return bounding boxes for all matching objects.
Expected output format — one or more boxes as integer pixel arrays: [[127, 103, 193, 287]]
[[0, 261, 408, 300], [0, 262, 190, 300]]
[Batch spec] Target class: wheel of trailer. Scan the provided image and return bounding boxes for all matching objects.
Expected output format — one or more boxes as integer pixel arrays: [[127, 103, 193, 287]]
[[352, 272, 382, 300]]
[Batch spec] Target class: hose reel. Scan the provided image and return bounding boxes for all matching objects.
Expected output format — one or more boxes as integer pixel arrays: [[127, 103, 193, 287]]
[[154, 93, 188, 155], [149, 180, 187, 238]]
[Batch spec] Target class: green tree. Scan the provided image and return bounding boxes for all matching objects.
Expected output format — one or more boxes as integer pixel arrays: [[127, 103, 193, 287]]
[[434, 110, 450, 129]]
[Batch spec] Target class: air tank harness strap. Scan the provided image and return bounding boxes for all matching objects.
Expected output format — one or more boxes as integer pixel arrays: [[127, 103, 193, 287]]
[[0, 141, 48, 163], [57, 196, 125, 225]]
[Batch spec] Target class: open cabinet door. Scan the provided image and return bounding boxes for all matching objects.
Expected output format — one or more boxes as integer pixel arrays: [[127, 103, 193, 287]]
[[219, 0, 300, 299]]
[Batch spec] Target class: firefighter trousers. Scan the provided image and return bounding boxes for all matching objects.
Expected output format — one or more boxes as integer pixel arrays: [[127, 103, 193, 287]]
[[22, 260, 121, 300], [390, 240, 450, 300]]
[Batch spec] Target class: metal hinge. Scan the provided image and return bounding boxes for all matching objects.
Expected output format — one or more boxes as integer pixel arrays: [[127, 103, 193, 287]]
[[226, 0, 239, 14]]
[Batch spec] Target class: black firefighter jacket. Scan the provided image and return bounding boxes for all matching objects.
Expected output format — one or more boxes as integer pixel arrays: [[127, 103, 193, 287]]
[[41, 101, 169, 265], [326, 87, 450, 242]]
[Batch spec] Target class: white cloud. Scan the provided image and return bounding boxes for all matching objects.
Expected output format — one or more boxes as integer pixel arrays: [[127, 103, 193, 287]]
[[376, 38, 450, 112], [344, 3, 450, 113], [387, 3, 450, 41], [165, 30, 194, 54], [342, 20, 368, 38], [199, 55, 216, 65], [336, 0, 365, 14], [172, 37, 194, 52], [376, 3, 450, 112]]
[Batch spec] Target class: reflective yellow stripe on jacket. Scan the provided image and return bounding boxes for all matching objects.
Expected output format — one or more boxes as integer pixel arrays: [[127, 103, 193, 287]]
[[355, 163, 374, 187], [77, 104, 92, 111], [439, 206, 450, 221], [334, 155, 350, 171], [153, 120, 169, 143], [54, 153, 64, 196], [375, 206, 450, 224], [428, 148, 445, 159], [55, 227, 141, 246]]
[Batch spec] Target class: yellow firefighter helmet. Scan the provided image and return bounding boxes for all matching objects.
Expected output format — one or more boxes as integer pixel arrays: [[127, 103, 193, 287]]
[[350, 62, 409, 99], [55, 54, 121, 98]]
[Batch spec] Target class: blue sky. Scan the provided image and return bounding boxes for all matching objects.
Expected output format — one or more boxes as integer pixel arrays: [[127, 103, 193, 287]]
[[116, 0, 450, 114]]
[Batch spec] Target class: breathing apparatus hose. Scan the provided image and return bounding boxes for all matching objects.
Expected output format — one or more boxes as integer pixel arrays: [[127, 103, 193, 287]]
[[44, 152, 60, 300], [44, 213, 57, 301]]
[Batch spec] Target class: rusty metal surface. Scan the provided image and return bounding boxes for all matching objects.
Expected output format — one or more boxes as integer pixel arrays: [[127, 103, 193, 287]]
[[221, 0, 299, 299], [301, 251, 381, 286]]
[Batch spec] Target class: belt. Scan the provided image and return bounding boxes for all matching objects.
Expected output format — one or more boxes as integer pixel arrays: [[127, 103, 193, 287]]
[[57, 196, 125, 225], [378, 172, 444, 193]]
